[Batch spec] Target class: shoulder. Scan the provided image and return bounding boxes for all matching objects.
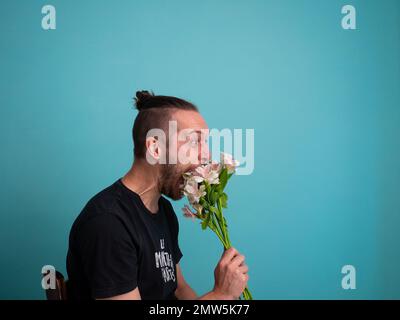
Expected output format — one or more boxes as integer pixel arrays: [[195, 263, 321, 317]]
[[85, 181, 122, 214], [69, 181, 130, 241]]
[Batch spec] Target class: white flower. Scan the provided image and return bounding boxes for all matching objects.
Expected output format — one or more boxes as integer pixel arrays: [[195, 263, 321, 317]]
[[221, 152, 240, 174], [193, 164, 220, 185], [183, 177, 206, 204], [210, 160, 222, 174]]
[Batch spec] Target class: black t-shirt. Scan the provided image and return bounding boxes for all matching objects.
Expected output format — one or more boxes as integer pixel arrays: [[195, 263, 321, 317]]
[[66, 178, 183, 300]]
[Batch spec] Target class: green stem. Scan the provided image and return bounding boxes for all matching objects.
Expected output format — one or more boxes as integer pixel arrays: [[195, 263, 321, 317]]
[[214, 211, 228, 247], [216, 200, 252, 300], [217, 199, 231, 248], [242, 287, 253, 300], [202, 200, 253, 300], [224, 217, 231, 248], [208, 215, 229, 249]]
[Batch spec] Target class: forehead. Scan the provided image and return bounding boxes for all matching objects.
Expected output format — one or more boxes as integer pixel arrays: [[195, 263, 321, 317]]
[[171, 109, 209, 131]]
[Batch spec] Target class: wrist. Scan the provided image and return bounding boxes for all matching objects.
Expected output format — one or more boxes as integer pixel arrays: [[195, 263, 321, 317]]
[[211, 289, 236, 300]]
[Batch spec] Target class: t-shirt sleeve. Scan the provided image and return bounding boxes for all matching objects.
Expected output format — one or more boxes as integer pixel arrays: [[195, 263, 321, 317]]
[[76, 214, 138, 299]]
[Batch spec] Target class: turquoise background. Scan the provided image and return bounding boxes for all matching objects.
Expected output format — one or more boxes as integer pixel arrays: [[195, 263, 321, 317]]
[[1, 0, 399, 299]]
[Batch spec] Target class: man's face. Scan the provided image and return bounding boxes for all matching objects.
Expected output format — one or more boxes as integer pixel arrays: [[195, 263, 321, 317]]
[[159, 110, 209, 200]]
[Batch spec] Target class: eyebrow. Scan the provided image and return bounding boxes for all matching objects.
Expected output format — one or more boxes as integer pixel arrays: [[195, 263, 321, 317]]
[[184, 129, 209, 139], [192, 129, 204, 134]]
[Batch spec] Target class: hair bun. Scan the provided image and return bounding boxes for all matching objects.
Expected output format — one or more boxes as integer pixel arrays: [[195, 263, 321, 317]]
[[134, 90, 155, 111]]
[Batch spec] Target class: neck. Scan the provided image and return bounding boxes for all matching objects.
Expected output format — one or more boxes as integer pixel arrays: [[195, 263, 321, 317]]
[[121, 159, 161, 214]]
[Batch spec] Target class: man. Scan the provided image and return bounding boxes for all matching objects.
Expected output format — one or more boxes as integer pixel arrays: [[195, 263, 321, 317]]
[[66, 90, 249, 300]]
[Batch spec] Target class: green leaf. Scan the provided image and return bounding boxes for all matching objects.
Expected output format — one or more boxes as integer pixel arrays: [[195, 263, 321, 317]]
[[205, 181, 211, 193], [201, 211, 212, 230], [209, 206, 218, 214], [219, 168, 228, 190], [210, 191, 219, 205], [220, 192, 228, 208], [199, 198, 207, 207], [205, 182, 211, 202]]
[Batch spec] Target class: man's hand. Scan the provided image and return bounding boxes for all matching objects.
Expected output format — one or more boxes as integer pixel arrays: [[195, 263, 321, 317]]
[[212, 247, 249, 300]]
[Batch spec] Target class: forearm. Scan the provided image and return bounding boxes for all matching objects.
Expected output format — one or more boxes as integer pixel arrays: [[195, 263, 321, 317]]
[[175, 283, 198, 300], [176, 284, 233, 300], [197, 290, 235, 300]]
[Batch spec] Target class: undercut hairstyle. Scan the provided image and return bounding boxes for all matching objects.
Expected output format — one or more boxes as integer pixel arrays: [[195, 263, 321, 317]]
[[132, 90, 198, 158]]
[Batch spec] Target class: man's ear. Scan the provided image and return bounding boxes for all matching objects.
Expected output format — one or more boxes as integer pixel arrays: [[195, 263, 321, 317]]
[[145, 129, 167, 165], [145, 136, 160, 163]]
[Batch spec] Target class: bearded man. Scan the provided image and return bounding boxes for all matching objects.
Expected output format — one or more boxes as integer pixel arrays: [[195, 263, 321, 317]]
[[66, 90, 249, 300]]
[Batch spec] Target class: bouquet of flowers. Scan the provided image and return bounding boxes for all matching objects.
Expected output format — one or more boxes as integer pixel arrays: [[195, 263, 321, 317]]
[[181, 153, 253, 300]]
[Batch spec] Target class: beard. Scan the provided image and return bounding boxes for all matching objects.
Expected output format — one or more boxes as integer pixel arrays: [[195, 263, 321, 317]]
[[159, 163, 186, 200]]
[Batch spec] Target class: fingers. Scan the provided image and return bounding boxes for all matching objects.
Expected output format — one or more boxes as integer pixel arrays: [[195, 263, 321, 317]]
[[238, 264, 249, 274], [221, 247, 239, 265], [231, 254, 245, 268], [221, 248, 249, 278]]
